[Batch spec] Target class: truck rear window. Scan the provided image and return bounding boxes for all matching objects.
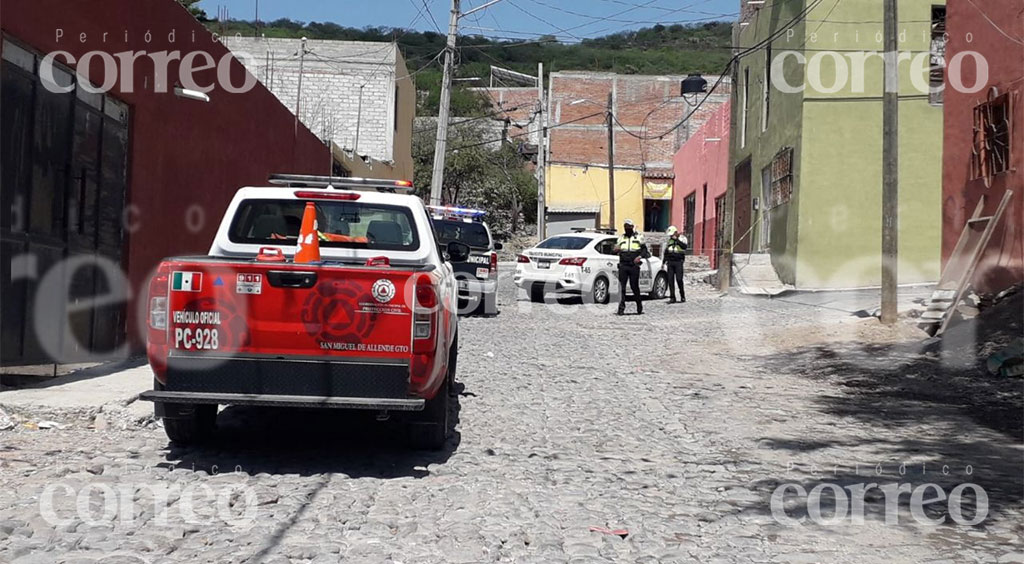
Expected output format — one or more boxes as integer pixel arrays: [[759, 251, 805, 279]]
[[431, 219, 491, 249], [229, 199, 420, 251]]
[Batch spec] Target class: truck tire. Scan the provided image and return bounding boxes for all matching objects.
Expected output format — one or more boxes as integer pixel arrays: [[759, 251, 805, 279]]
[[407, 378, 449, 451], [447, 332, 459, 397], [162, 404, 217, 445]]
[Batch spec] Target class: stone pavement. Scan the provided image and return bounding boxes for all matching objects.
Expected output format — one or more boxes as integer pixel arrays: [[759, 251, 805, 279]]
[[0, 274, 1020, 563]]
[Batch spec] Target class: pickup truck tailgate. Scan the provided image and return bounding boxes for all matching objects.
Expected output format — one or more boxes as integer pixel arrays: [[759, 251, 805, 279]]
[[166, 262, 415, 358]]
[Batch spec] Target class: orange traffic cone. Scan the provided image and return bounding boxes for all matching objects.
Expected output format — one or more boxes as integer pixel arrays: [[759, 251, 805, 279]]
[[294, 202, 321, 263]]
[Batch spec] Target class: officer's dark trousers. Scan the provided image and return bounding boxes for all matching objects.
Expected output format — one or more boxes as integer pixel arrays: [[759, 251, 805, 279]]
[[666, 260, 685, 301], [617, 264, 642, 312]]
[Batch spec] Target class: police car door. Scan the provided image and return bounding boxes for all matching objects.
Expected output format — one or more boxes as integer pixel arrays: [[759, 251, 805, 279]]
[[639, 254, 655, 292], [596, 238, 618, 291]]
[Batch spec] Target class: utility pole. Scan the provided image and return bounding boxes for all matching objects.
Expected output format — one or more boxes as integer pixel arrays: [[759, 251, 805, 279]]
[[606, 90, 616, 230], [294, 37, 307, 138], [536, 62, 546, 239], [881, 0, 899, 324], [430, 0, 461, 206]]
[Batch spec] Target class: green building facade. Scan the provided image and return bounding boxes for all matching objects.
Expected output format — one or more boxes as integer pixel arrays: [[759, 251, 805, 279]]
[[729, 0, 945, 288]]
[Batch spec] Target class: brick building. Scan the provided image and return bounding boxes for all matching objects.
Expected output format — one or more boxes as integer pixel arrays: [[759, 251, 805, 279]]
[[544, 71, 729, 236], [222, 37, 415, 180], [471, 87, 542, 148], [672, 101, 730, 269], [940, 2, 1023, 295]]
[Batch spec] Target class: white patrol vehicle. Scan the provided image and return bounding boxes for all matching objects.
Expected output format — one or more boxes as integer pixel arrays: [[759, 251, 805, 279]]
[[514, 229, 668, 304]]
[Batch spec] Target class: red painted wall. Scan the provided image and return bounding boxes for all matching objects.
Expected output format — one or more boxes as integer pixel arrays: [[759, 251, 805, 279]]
[[941, 2, 1024, 294], [672, 101, 730, 269], [2, 0, 330, 345]]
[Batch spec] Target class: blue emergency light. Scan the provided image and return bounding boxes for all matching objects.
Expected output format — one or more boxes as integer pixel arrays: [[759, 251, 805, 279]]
[[427, 205, 487, 222]]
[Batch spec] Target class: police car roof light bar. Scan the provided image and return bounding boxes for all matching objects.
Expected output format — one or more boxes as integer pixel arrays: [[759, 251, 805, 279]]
[[427, 205, 487, 220], [268, 174, 415, 194]]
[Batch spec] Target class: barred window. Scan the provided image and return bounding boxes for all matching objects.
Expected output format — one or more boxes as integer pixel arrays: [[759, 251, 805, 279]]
[[972, 92, 1014, 183]]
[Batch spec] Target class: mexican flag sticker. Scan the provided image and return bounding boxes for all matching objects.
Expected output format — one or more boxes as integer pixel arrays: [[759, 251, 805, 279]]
[[171, 271, 203, 292]]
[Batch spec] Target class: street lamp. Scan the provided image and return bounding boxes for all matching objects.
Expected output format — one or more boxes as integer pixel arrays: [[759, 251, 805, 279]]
[[174, 85, 210, 103], [680, 74, 708, 104]]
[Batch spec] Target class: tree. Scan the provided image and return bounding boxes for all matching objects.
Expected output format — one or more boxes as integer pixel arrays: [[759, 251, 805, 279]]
[[177, 0, 208, 20], [412, 121, 536, 235]]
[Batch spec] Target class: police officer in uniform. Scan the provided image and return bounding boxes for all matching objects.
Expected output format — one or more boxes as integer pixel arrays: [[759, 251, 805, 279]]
[[615, 218, 649, 315], [663, 225, 687, 303]]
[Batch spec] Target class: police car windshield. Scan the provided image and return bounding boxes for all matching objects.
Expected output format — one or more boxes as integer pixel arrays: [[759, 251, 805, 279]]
[[536, 236, 591, 250], [432, 219, 491, 249], [228, 199, 420, 251]]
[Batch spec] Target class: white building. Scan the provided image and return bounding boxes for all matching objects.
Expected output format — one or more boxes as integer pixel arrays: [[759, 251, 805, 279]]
[[222, 37, 414, 176]]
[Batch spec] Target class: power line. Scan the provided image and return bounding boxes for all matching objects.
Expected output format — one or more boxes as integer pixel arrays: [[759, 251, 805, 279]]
[[622, 0, 825, 142], [507, 1, 585, 42], [415, 0, 444, 34], [525, 0, 736, 27], [414, 110, 605, 158], [966, 0, 1024, 46]]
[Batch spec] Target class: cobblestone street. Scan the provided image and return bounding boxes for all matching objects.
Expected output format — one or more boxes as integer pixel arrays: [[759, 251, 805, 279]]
[[1, 276, 1021, 563]]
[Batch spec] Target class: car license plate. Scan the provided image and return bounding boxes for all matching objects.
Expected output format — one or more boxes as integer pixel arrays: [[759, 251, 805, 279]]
[[537, 260, 551, 269]]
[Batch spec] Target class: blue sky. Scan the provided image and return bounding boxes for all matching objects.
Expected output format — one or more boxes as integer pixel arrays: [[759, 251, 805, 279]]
[[199, 0, 739, 42]]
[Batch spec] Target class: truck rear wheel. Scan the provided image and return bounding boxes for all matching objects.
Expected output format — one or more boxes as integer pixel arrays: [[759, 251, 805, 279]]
[[407, 379, 449, 450], [162, 404, 217, 445]]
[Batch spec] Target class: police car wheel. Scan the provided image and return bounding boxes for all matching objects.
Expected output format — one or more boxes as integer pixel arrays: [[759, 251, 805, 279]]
[[529, 285, 545, 303], [591, 276, 610, 304], [651, 273, 668, 299], [476, 292, 497, 316]]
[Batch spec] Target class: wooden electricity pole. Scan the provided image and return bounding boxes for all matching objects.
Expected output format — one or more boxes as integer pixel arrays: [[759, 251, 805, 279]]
[[881, 0, 899, 324], [536, 62, 546, 239], [606, 90, 616, 230]]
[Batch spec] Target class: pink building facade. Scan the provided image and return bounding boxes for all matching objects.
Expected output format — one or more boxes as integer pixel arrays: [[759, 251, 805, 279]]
[[671, 101, 730, 269]]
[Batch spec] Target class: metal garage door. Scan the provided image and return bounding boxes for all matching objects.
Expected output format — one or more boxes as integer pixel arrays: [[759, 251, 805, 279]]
[[1, 39, 130, 366]]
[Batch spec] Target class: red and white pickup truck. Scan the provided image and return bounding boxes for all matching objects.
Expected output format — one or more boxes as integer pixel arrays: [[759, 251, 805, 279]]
[[140, 175, 468, 449]]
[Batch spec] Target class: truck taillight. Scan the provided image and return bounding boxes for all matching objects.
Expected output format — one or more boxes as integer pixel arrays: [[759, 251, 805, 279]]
[[517, 254, 530, 263], [414, 280, 438, 352], [148, 272, 170, 330], [150, 297, 168, 329], [559, 257, 587, 266], [489, 252, 498, 279]]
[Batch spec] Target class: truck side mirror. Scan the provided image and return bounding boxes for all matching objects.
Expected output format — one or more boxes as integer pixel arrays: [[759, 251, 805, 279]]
[[446, 241, 471, 262]]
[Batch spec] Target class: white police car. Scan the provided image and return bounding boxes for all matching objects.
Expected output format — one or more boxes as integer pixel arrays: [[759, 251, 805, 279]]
[[514, 229, 668, 304]]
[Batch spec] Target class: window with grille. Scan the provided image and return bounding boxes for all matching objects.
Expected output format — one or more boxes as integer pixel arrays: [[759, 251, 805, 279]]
[[972, 92, 1014, 182], [929, 6, 946, 106]]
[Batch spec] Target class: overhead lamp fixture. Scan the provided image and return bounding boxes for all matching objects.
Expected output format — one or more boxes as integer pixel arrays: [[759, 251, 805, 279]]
[[174, 85, 210, 103], [680, 73, 708, 104]]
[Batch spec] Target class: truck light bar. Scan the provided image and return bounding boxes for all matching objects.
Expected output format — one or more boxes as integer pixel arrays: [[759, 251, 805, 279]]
[[427, 205, 487, 221], [269, 174, 415, 194]]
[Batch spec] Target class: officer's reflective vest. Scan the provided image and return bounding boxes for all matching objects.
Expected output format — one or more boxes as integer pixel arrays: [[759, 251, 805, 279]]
[[666, 237, 686, 253], [616, 233, 645, 252]]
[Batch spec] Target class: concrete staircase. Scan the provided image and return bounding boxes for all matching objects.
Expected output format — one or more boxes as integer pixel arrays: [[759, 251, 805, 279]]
[[731, 253, 792, 296]]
